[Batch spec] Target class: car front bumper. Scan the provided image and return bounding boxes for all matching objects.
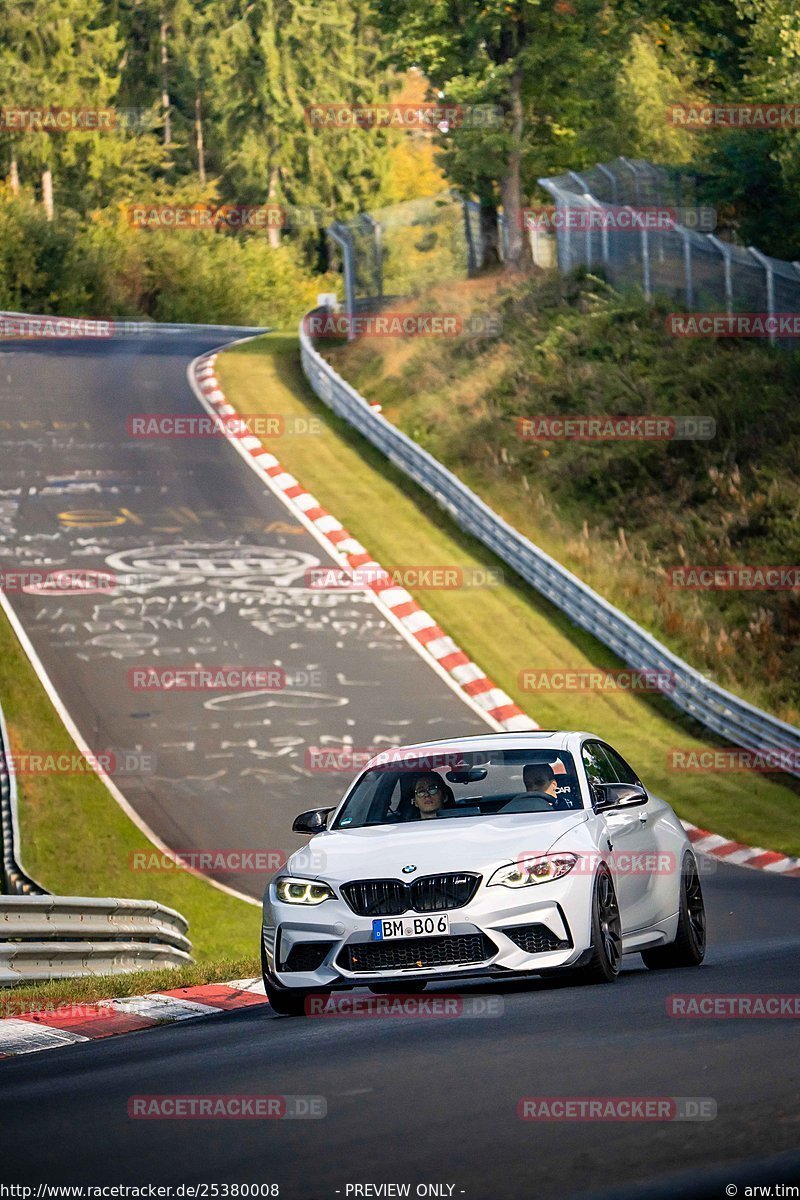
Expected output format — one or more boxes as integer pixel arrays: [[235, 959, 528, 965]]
[[263, 877, 592, 989]]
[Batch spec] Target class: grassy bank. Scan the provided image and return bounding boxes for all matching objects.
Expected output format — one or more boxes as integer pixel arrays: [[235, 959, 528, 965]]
[[216, 333, 800, 855], [0, 608, 260, 960], [0, 957, 261, 1013], [323, 272, 800, 726]]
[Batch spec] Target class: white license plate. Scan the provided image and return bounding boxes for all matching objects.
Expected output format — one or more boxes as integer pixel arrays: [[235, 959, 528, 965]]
[[372, 914, 450, 941]]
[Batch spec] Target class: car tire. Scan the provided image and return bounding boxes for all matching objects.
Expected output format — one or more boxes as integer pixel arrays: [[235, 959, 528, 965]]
[[574, 866, 622, 984], [261, 941, 321, 1017], [641, 855, 706, 970], [368, 982, 428, 995]]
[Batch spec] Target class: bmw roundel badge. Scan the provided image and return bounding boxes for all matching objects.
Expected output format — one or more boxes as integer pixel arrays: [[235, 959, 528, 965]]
[[401, 864, 417, 874]]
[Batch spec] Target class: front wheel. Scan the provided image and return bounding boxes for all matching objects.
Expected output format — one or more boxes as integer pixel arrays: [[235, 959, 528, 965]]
[[641, 855, 706, 970], [574, 867, 622, 984]]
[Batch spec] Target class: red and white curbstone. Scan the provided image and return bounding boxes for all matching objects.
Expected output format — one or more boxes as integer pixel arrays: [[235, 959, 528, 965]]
[[683, 821, 800, 876], [0, 979, 267, 1059], [192, 354, 535, 734]]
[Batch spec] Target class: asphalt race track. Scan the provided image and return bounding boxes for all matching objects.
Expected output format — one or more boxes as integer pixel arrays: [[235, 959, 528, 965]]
[[1, 331, 799, 1196], [0, 330, 486, 896], [1, 862, 799, 1196]]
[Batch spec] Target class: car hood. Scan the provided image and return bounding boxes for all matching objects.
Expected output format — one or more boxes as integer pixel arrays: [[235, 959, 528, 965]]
[[289, 812, 590, 883]]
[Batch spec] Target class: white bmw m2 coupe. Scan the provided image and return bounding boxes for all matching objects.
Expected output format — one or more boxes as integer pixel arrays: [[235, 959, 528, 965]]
[[261, 732, 706, 1014]]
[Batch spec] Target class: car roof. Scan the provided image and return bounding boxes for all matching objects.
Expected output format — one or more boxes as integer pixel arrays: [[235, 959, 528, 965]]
[[365, 730, 595, 765]]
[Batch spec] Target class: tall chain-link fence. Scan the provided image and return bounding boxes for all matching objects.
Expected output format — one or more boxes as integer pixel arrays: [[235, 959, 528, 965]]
[[538, 156, 800, 345], [326, 193, 472, 334], [324, 156, 800, 344]]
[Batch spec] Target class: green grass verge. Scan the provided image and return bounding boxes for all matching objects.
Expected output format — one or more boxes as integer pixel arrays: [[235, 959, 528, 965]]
[[0, 956, 261, 1013], [216, 332, 800, 856], [0, 607, 261, 959]]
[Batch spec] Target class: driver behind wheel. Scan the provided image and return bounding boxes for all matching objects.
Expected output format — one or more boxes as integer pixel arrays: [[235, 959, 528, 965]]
[[411, 772, 455, 820], [522, 762, 558, 805]]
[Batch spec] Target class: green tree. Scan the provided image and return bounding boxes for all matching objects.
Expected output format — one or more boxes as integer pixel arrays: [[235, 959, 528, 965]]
[[372, 0, 623, 270], [0, 0, 123, 217], [205, 0, 393, 245]]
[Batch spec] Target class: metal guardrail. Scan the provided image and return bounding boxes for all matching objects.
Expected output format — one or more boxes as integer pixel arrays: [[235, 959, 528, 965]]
[[0, 310, 267, 337], [299, 313, 800, 777], [0, 898, 192, 987], [0, 895, 191, 946], [0, 696, 193, 981], [0, 897, 191, 984], [0, 702, 46, 896]]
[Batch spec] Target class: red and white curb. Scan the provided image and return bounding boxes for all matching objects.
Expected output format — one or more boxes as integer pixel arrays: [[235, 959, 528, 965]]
[[0, 978, 267, 1058], [682, 821, 800, 876], [191, 353, 535, 733]]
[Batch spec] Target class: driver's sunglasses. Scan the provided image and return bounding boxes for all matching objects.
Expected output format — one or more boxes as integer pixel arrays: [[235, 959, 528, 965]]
[[414, 785, 441, 798]]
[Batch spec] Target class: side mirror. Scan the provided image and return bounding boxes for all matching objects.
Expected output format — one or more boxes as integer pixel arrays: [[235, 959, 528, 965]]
[[593, 783, 647, 812], [292, 807, 334, 835]]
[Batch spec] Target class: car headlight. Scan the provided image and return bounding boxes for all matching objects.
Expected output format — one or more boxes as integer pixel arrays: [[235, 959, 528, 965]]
[[487, 853, 579, 888], [274, 877, 335, 905]]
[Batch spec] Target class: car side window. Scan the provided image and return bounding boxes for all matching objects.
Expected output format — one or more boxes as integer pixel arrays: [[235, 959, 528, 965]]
[[601, 744, 639, 785], [582, 741, 617, 784]]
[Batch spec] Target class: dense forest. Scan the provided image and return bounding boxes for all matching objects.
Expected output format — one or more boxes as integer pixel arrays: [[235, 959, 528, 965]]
[[1, 0, 799, 322]]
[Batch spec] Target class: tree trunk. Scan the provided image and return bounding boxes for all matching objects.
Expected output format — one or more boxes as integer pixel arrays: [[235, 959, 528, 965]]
[[500, 67, 529, 271], [267, 165, 280, 248], [42, 167, 54, 221], [160, 11, 171, 146], [478, 201, 501, 269], [9, 149, 20, 194], [195, 94, 206, 184]]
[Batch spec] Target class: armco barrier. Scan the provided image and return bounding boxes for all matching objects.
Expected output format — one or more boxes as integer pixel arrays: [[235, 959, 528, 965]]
[[1, 696, 193, 980], [0, 897, 192, 985], [0, 701, 45, 896], [299, 312, 800, 777], [0, 310, 267, 338]]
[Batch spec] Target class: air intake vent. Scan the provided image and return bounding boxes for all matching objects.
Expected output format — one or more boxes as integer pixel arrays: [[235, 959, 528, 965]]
[[501, 924, 571, 954], [337, 933, 496, 973]]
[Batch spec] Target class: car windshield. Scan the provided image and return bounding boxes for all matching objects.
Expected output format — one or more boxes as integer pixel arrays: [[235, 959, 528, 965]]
[[330, 749, 583, 829]]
